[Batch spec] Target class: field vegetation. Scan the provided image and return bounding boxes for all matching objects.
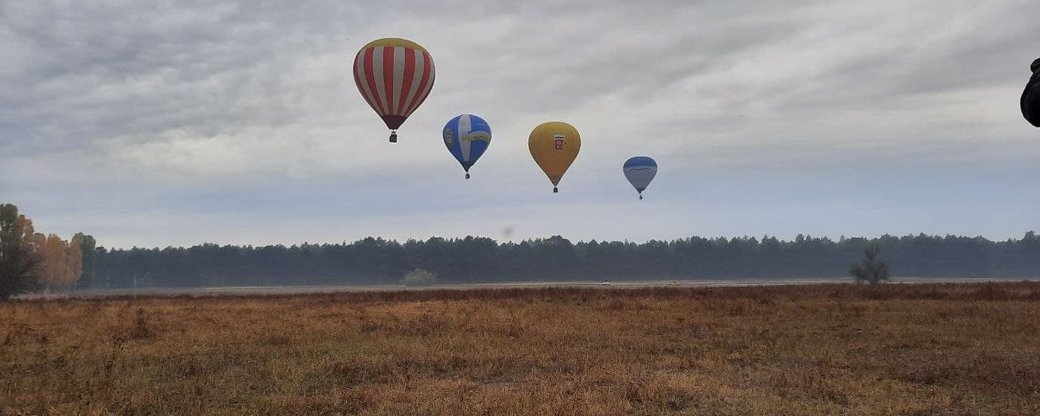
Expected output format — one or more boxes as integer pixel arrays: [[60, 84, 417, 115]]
[[2, 282, 1040, 415]]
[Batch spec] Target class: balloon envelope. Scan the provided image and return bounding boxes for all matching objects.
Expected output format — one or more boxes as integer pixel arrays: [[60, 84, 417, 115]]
[[624, 156, 658, 197], [443, 114, 492, 177], [529, 121, 581, 192], [352, 38, 435, 139]]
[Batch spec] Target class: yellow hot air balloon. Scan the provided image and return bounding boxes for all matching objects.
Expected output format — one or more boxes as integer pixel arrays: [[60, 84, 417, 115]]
[[529, 121, 581, 193]]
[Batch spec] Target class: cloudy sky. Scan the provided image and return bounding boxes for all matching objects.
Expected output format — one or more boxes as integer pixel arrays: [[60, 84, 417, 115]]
[[2, 0, 1038, 248]]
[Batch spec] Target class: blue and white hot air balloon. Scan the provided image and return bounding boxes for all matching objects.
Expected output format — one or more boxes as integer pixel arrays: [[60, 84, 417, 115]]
[[623, 156, 658, 200], [442, 114, 492, 179]]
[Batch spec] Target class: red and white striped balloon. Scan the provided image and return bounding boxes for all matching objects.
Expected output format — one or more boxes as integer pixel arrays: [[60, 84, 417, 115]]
[[352, 38, 435, 143]]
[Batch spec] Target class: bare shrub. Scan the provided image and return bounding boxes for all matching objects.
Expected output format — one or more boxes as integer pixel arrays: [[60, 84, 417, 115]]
[[402, 268, 437, 287], [128, 308, 151, 340], [850, 241, 890, 284]]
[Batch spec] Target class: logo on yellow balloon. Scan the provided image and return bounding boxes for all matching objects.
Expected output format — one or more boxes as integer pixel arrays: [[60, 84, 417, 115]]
[[553, 134, 565, 151]]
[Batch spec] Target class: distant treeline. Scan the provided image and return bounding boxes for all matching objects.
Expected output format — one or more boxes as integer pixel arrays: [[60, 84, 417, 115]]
[[84, 232, 1040, 288]]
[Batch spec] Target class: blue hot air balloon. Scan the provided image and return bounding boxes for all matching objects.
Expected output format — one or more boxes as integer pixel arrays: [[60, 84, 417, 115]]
[[442, 114, 492, 179], [623, 156, 658, 200]]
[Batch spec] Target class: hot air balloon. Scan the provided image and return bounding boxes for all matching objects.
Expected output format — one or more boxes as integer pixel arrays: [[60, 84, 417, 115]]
[[353, 38, 435, 143], [623, 156, 658, 200], [443, 114, 492, 179], [1022, 57, 1040, 127], [529, 122, 581, 193]]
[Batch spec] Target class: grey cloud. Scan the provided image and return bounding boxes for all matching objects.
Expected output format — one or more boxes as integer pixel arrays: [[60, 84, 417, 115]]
[[2, 2, 358, 152]]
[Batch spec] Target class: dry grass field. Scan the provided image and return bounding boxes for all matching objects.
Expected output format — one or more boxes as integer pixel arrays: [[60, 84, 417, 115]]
[[2, 282, 1040, 415]]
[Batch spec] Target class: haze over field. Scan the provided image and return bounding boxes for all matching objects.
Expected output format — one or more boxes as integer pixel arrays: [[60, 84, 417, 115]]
[[2, 1, 1039, 249]]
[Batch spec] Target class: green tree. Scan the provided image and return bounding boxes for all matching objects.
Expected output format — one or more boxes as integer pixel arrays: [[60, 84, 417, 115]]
[[0, 204, 42, 300], [850, 241, 889, 284], [73, 233, 97, 288]]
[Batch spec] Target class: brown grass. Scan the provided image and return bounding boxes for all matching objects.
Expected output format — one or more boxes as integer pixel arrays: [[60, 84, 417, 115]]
[[2, 282, 1040, 415]]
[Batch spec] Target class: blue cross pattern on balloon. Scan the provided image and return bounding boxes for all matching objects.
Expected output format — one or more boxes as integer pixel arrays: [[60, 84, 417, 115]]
[[442, 114, 492, 179]]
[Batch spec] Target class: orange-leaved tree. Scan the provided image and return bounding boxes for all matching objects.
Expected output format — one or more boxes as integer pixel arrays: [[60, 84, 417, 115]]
[[38, 233, 84, 291]]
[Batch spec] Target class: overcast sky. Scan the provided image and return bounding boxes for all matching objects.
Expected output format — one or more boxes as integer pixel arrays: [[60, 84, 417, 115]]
[[2, 0, 1038, 248]]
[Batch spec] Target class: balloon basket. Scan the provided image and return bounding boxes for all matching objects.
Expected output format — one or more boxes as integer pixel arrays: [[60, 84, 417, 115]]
[[465, 173, 471, 179], [553, 187, 558, 193], [389, 131, 398, 143]]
